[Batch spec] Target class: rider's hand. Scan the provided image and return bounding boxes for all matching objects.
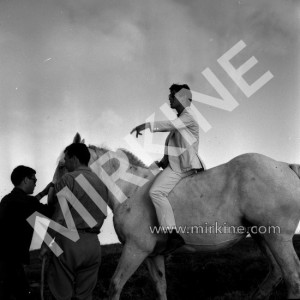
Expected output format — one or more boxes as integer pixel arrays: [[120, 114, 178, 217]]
[[130, 124, 147, 138], [155, 161, 162, 168]]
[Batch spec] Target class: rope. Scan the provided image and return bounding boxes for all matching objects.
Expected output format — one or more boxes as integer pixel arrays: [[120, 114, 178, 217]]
[[40, 256, 46, 300]]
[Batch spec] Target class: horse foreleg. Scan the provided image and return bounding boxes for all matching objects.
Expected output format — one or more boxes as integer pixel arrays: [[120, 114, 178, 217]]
[[265, 238, 300, 299], [146, 255, 167, 300], [250, 233, 282, 300], [108, 243, 149, 300]]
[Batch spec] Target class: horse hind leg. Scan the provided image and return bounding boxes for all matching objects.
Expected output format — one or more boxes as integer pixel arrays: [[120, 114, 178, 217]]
[[145, 255, 167, 300], [250, 232, 282, 300], [264, 237, 300, 299], [108, 243, 149, 300]]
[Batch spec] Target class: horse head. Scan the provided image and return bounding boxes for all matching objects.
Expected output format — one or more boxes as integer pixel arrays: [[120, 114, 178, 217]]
[[51, 133, 153, 210], [52, 133, 85, 184], [73, 132, 85, 144]]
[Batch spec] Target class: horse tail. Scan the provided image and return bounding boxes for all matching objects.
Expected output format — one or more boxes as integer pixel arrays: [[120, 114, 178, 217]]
[[289, 164, 300, 179]]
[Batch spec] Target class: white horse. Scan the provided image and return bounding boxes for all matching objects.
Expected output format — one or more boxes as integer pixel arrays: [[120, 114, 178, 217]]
[[52, 133, 300, 300]]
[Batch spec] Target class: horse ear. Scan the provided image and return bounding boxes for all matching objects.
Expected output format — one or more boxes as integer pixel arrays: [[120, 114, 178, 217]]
[[73, 133, 81, 144], [81, 139, 85, 144]]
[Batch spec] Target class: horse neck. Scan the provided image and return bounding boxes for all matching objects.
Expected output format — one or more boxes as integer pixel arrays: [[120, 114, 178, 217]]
[[107, 165, 154, 211], [121, 165, 154, 195], [88, 146, 154, 213]]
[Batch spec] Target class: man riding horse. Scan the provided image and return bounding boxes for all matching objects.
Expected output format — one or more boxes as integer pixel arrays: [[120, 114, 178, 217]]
[[131, 83, 205, 252]]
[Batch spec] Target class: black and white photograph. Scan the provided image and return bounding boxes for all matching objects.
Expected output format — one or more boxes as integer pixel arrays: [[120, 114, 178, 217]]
[[0, 0, 300, 299]]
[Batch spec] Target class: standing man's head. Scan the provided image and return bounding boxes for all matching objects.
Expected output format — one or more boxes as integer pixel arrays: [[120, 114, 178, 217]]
[[169, 83, 192, 111], [64, 143, 90, 172], [11, 166, 37, 194]]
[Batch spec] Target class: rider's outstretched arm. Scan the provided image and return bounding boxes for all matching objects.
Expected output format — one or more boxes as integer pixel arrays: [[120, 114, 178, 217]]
[[130, 123, 151, 138]]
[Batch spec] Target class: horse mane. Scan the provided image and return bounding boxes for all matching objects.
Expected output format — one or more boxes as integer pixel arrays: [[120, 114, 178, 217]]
[[88, 144, 110, 156], [118, 148, 148, 168], [88, 145, 148, 168]]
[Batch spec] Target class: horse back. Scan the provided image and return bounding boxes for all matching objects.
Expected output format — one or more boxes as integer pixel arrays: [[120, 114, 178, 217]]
[[168, 153, 300, 244]]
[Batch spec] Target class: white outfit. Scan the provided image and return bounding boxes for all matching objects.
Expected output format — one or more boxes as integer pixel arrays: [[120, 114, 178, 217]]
[[149, 105, 204, 229]]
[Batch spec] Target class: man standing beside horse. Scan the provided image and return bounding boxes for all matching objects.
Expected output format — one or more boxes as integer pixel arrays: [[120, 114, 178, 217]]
[[131, 83, 205, 252], [0, 165, 54, 300], [40, 141, 107, 300]]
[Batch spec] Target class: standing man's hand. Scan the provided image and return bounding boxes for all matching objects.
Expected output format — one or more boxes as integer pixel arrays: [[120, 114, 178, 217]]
[[36, 182, 54, 201], [43, 182, 54, 195], [130, 123, 150, 138], [39, 244, 50, 260]]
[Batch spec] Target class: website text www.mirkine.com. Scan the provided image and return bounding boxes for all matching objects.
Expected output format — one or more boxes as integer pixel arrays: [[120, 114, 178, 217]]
[[149, 222, 281, 235]]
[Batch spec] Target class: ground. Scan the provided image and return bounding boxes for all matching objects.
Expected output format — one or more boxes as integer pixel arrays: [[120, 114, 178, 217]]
[[25, 236, 300, 300]]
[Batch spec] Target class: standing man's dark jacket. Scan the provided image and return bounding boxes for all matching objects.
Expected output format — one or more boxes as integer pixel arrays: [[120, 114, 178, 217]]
[[0, 188, 53, 264]]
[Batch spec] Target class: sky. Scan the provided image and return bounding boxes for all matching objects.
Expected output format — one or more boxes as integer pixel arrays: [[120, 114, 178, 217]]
[[0, 0, 299, 246]]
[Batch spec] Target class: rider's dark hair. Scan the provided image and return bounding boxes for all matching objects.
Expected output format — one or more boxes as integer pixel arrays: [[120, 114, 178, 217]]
[[64, 143, 90, 165], [11, 165, 36, 186], [169, 83, 192, 101]]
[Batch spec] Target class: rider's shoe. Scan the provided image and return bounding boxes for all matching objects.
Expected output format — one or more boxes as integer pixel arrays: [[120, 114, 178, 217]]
[[164, 230, 185, 255]]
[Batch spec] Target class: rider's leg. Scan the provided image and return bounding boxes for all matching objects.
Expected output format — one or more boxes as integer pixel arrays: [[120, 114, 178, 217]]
[[149, 166, 193, 253], [149, 166, 187, 230]]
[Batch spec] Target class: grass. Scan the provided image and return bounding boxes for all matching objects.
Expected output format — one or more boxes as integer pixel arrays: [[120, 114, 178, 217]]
[[25, 236, 300, 300]]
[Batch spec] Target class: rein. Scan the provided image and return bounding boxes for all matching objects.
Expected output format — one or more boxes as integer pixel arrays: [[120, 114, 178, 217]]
[[40, 256, 46, 300]]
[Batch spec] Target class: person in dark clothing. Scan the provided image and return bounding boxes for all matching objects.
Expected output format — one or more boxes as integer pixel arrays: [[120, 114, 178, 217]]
[[0, 165, 54, 300]]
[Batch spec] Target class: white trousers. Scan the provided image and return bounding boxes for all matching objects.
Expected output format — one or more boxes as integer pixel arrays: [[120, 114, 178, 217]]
[[149, 166, 193, 229]]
